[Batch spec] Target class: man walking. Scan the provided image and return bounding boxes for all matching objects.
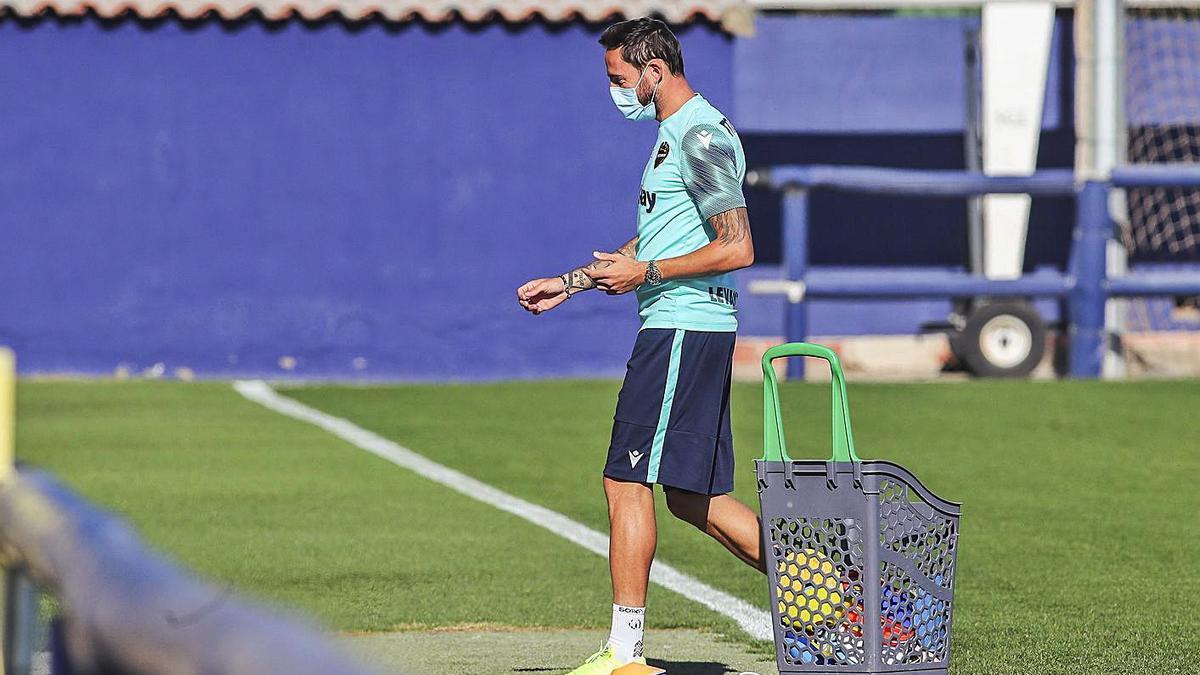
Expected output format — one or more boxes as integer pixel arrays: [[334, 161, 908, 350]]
[[516, 18, 765, 674]]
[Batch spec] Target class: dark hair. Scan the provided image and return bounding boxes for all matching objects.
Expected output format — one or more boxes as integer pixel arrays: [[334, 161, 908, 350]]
[[599, 18, 685, 76]]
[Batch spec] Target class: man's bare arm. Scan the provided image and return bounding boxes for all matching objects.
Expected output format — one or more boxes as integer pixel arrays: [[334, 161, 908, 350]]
[[654, 207, 753, 281], [559, 236, 638, 295], [516, 236, 638, 315], [585, 209, 751, 294]]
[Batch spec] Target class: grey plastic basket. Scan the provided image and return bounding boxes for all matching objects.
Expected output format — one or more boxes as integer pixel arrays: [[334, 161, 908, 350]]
[[756, 343, 961, 674]]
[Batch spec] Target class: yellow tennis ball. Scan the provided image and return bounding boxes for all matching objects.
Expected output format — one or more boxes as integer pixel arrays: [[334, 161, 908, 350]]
[[779, 548, 853, 630]]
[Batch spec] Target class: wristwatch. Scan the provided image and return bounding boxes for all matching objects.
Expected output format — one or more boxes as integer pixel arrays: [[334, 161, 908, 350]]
[[644, 261, 663, 286]]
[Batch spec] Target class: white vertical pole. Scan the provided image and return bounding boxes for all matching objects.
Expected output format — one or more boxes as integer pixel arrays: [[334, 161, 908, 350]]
[[1094, 0, 1121, 176], [1095, 0, 1129, 378], [981, 1, 1055, 280]]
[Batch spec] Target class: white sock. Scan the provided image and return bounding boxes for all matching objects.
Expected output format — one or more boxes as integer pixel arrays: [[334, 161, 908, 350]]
[[608, 604, 645, 663]]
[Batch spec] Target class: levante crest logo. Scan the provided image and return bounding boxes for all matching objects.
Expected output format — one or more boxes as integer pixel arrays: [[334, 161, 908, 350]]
[[654, 141, 670, 168]]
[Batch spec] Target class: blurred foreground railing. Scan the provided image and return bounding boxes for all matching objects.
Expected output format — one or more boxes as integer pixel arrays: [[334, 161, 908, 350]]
[[0, 349, 383, 675], [0, 469, 386, 675]]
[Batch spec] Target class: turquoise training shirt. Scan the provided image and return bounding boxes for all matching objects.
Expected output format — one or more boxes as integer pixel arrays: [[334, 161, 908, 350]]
[[635, 94, 746, 332]]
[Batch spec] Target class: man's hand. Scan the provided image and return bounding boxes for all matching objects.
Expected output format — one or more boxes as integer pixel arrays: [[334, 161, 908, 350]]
[[584, 251, 648, 295], [516, 277, 569, 315]]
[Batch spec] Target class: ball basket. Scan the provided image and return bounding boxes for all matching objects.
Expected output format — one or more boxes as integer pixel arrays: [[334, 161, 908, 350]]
[[756, 343, 961, 674]]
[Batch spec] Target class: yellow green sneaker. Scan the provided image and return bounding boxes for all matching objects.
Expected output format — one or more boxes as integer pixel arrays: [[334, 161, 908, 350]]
[[565, 644, 648, 675]]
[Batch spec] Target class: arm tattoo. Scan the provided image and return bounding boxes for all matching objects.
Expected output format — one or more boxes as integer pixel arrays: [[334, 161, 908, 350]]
[[560, 237, 638, 296], [711, 207, 750, 247], [562, 268, 597, 294]]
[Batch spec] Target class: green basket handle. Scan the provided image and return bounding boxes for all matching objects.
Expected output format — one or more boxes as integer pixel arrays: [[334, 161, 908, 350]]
[[760, 342, 860, 464]]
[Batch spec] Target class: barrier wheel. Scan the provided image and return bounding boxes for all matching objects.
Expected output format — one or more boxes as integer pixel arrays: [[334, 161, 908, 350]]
[[956, 302, 1045, 377]]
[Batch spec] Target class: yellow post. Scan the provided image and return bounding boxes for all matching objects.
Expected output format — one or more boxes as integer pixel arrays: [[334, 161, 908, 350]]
[[0, 348, 10, 674], [0, 347, 13, 483]]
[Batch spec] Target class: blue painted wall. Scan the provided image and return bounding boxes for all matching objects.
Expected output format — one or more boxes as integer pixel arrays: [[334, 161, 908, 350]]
[[0, 17, 733, 378], [734, 14, 1066, 134], [0, 13, 1088, 378]]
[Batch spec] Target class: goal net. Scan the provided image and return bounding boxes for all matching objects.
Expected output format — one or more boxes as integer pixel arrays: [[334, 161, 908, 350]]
[[1122, 2, 1200, 256]]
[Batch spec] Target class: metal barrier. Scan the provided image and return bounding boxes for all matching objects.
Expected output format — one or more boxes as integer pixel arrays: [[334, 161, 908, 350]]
[[0, 469, 385, 675], [746, 166, 1200, 379], [0, 348, 385, 675]]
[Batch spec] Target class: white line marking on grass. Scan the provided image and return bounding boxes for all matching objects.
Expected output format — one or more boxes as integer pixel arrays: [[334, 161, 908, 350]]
[[233, 380, 772, 641]]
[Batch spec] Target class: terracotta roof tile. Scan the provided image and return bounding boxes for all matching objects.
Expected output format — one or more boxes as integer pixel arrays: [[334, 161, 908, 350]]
[[2, 0, 746, 23]]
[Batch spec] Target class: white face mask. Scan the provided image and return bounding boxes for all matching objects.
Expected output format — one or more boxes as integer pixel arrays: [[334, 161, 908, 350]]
[[610, 67, 659, 121]]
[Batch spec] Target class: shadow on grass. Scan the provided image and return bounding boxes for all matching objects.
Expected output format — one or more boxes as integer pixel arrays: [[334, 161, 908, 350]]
[[648, 661, 753, 674], [512, 662, 751, 674]]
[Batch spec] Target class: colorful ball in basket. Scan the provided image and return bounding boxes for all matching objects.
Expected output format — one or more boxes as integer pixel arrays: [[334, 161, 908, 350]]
[[880, 585, 918, 644], [775, 548, 850, 631]]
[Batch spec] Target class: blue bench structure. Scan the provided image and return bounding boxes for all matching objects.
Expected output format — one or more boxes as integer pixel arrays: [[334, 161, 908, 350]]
[[746, 165, 1200, 379]]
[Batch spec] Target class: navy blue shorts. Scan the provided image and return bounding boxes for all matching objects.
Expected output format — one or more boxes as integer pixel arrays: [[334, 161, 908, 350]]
[[604, 328, 736, 496]]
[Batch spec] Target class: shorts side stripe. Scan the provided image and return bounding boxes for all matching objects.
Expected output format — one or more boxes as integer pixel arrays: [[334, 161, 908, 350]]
[[646, 328, 685, 483]]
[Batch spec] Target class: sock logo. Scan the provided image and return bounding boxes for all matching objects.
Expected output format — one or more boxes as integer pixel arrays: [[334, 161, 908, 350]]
[[628, 450, 645, 468], [628, 618, 642, 630]]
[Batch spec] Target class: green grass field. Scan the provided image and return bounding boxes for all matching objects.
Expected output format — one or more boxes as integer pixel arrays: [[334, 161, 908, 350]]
[[14, 377, 1200, 674]]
